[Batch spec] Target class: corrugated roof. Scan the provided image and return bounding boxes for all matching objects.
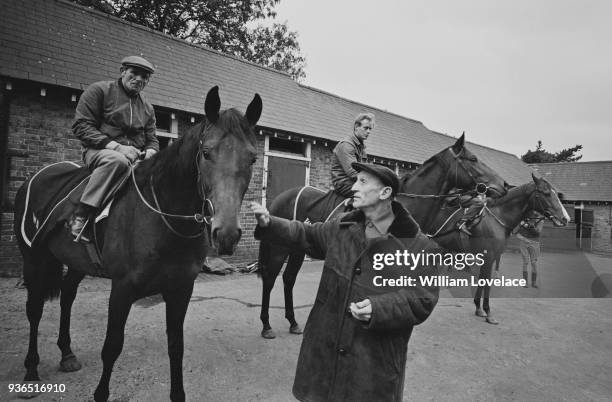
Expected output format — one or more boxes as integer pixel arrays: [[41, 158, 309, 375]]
[[1, 0, 534, 185], [530, 161, 612, 202]]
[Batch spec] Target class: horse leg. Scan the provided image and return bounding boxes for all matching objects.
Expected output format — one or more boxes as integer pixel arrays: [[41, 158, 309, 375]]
[[23, 254, 62, 382], [162, 282, 194, 402], [24, 281, 45, 381], [474, 285, 486, 318], [474, 265, 486, 318], [479, 261, 498, 325], [283, 252, 305, 335], [483, 283, 498, 325], [260, 244, 287, 339], [94, 284, 134, 402], [57, 268, 85, 372]]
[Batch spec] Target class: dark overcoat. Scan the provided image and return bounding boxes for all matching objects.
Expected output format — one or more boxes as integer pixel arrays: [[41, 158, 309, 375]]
[[255, 201, 440, 402]]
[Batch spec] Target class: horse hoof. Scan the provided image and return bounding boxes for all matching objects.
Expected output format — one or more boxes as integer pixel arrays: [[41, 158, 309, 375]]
[[59, 353, 82, 372], [486, 317, 499, 325], [289, 324, 303, 335], [475, 309, 487, 317], [261, 328, 276, 339]]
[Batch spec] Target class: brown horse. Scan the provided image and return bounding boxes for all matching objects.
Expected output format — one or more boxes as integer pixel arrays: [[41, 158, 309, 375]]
[[257, 134, 508, 338], [13, 87, 261, 401], [424, 174, 569, 324]]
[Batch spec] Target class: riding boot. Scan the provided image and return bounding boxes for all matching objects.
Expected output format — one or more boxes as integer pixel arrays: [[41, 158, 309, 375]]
[[531, 272, 538, 288], [522, 271, 529, 288]]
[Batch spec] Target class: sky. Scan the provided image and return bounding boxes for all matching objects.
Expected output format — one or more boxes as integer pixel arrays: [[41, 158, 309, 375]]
[[271, 0, 611, 161]]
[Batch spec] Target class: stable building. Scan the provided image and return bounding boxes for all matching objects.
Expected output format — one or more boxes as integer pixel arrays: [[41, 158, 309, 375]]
[[530, 162, 612, 254], [0, 0, 535, 275]]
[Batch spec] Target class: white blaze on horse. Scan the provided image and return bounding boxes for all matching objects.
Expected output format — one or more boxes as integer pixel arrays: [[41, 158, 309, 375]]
[[422, 174, 569, 324]]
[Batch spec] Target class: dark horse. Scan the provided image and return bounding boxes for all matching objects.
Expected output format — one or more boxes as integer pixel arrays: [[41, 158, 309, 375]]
[[425, 174, 569, 324], [13, 87, 261, 401], [258, 134, 508, 338]]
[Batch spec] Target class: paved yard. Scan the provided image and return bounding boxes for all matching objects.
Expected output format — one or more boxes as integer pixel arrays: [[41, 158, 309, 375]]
[[1, 251, 611, 401]]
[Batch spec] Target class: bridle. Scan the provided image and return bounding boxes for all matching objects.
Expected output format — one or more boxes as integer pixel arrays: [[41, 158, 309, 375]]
[[131, 122, 215, 239], [481, 183, 550, 229], [397, 147, 492, 200]]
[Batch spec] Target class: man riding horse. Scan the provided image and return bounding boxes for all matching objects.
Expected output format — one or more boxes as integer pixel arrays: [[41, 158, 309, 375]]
[[331, 112, 375, 198], [69, 56, 159, 241]]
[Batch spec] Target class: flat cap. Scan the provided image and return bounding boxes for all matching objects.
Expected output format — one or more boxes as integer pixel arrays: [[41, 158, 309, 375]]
[[352, 162, 399, 196], [121, 56, 155, 74]]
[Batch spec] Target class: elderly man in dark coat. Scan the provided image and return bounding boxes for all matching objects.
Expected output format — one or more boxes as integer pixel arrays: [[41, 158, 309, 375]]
[[250, 162, 440, 402]]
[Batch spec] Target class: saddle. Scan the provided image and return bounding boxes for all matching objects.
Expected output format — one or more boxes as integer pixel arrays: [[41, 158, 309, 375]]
[[20, 161, 126, 277], [293, 187, 350, 223]]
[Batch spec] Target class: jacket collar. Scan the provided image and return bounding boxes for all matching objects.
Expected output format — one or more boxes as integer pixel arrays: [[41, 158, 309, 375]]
[[340, 200, 420, 238], [347, 132, 364, 149]]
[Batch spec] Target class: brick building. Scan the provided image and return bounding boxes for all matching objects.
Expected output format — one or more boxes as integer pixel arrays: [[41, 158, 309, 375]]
[[0, 0, 535, 275], [530, 162, 612, 254]]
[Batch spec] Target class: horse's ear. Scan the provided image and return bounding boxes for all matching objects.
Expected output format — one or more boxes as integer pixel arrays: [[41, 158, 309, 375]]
[[532, 172, 543, 185], [246, 93, 262, 126], [452, 132, 466, 153], [205, 86, 220, 124]]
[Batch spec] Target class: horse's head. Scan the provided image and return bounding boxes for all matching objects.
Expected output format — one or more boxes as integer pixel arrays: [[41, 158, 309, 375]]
[[437, 133, 507, 197], [198, 86, 261, 254], [529, 173, 570, 227]]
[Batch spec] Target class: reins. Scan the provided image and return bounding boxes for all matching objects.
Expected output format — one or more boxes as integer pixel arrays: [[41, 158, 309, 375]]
[[427, 183, 548, 237], [126, 120, 220, 239], [130, 166, 214, 239]]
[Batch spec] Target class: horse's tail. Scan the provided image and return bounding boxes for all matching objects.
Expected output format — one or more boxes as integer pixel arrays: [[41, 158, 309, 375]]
[[38, 263, 63, 302], [13, 179, 63, 302], [256, 239, 269, 279]]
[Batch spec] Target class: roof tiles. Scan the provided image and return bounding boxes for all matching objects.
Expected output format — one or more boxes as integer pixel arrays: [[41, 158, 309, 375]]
[[1, 0, 535, 185], [530, 162, 612, 202]]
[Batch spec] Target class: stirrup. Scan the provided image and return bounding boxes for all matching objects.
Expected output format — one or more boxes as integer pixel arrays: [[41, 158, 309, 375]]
[[458, 223, 472, 236], [69, 216, 90, 243]]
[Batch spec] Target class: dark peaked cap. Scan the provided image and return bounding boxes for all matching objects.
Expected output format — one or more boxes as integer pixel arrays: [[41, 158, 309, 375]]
[[121, 56, 155, 73], [351, 162, 399, 195]]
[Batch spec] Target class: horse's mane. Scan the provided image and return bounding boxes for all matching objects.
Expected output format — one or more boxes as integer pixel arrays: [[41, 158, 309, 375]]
[[488, 182, 533, 207], [136, 108, 256, 180], [136, 121, 201, 182]]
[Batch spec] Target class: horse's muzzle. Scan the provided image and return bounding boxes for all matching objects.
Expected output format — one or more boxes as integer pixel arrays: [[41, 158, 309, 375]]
[[212, 227, 242, 255]]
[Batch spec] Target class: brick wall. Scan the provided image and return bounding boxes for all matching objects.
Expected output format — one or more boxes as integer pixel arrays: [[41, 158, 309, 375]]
[[591, 204, 612, 254], [1, 81, 82, 276], [0, 79, 439, 275]]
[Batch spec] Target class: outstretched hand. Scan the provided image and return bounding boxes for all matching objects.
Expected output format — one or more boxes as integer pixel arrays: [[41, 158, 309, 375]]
[[249, 201, 271, 227]]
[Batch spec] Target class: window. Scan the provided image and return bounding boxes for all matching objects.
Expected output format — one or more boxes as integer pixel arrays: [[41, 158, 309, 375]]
[[268, 137, 307, 157], [154, 108, 178, 149]]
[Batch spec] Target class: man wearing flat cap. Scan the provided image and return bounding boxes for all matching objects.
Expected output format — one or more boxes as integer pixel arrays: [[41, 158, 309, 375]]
[[250, 162, 439, 402], [69, 56, 159, 240]]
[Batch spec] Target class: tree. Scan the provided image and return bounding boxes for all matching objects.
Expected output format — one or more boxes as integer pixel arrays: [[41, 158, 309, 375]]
[[72, 0, 306, 80], [521, 140, 583, 163]]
